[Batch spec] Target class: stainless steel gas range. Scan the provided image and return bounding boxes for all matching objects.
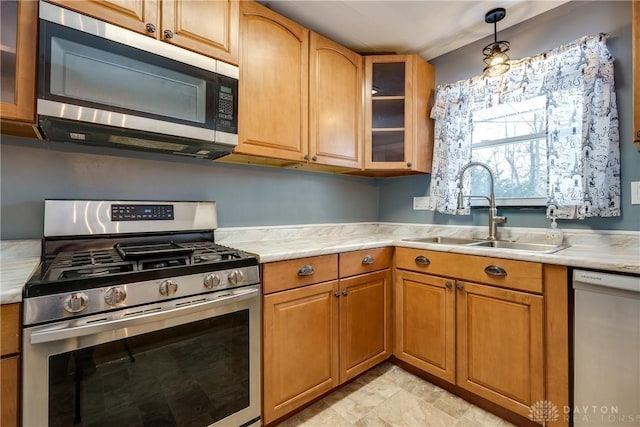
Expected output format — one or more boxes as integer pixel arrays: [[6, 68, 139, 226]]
[[22, 200, 261, 427]]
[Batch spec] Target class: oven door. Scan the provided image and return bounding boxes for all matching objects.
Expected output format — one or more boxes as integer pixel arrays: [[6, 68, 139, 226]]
[[23, 286, 260, 427]]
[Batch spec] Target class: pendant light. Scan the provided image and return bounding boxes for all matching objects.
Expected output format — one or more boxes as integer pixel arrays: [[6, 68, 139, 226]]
[[482, 8, 510, 77]]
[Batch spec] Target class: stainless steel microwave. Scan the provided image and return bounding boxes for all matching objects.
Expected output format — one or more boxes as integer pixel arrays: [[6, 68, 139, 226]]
[[37, 1, 238, 160]]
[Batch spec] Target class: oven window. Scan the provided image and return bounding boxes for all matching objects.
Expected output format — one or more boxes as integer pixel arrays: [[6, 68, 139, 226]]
[[48, 310, 249, 426]]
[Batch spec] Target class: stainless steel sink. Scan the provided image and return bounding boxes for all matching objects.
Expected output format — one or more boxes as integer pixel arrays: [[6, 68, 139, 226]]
[[468, 240, 570, 254], [402, 236, 570, 254], [403, 236, 481, 245]]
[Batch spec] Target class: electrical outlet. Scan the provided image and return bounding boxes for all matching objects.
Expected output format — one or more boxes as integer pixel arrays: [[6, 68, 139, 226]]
[[631, 182, 640, 205], [413, 196, 431, 210]]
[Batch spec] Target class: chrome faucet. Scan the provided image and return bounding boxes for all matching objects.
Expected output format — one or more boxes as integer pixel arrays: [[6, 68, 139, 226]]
[[456, 161, 507, 241]]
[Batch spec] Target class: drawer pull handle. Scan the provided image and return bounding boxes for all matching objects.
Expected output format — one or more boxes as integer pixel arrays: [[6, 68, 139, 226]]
[[415, 256, 431, 266], [298, 264, 315, 276], [362, 255, 375, 265], [484, 265, 508, 277]]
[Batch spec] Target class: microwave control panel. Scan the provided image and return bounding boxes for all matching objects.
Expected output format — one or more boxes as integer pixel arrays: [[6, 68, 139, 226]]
[[216, 75, 238, 134]]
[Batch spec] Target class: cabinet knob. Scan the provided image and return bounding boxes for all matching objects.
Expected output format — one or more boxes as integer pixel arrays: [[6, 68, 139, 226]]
[[361, 255, 375, 265], [312, 155, 317, 162], [334, 291, 341, 298], [342, 289, 349, 296], [303, 154, 309, 161], [145, 23, 156, 33], [445, 281, 452, 290], [298, 264, 315, 276], [637, 130, 640, 138], [163, 29, 174, 39], [456, 283, 464, 291], [407, 162, 412, 168], [484, 265, 508, 277], [414, 255, 430, 266]]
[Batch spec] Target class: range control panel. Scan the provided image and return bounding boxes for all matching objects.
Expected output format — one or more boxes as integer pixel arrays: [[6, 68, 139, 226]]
[[111, 204, 174, 221]]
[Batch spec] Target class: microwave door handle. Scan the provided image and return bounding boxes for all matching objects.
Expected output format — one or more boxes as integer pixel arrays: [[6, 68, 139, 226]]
[[29, 287, 258, 345]]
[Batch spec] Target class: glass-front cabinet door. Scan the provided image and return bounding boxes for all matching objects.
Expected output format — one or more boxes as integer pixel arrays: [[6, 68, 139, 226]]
[[363, 54, 435, 175], [0, 0, 38, 137]]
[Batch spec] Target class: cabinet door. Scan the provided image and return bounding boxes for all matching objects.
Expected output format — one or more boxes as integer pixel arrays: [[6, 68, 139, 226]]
[[309, 32, 362, 169], [394, 270, 456, 383], [363, 54, 434, 174], [162, 0, 238, 64], [236, 1, 309, 161], [456, 281, 544, 418], [339, 269, 391, 382], [0, 0, 37, 125], [47, 0, 159, 36], [263, 281, 339, 424], [0, 356, 19, 427]]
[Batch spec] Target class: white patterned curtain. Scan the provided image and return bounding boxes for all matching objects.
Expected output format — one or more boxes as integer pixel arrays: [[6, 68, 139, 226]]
[[428, 34, 620, 219]]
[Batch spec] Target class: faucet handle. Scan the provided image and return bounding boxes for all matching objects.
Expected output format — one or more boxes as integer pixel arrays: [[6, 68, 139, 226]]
[[494, 215, 507, 224]]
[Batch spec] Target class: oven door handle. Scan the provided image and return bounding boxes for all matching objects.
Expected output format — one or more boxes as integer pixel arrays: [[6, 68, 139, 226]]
[[29, 287, 258, 345]]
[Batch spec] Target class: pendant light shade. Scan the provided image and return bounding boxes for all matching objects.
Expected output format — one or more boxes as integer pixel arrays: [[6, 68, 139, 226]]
[[482, 8, 510, 77]]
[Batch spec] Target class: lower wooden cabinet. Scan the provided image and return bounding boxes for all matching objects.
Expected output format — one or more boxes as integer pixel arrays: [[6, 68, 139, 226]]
[[394, 248, 557, 423], [339, 269, 391, 382], [395, 270, 455, 383], [1, 303, 21, 427], [456, 281, 544, 416], [262, 249, 392, 424], [263, 280, 339, 424]]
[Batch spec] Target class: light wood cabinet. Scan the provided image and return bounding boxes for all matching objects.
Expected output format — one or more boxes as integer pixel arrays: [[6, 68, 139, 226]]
[[338, 248, 392, 382], [395, 248, 566, 424], [48, 0, 239, 64], [0, 0, 40, 138], [1, 303, 21, 427], [362, 54, 434, 175], [263, 280, 339, 424], [232, 2, 362, 171], [456, 280, 544, 417], [633, 1, 639, 149], [262, 249, 391, 424]]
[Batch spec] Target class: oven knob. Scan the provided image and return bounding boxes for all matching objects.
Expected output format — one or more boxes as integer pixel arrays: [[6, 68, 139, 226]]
[[228, 270, 244, 285], [203, 273, 221, 289], [64, 292, 89, 313], [104, 286, 127, 306], [159, 279, 178, 296]]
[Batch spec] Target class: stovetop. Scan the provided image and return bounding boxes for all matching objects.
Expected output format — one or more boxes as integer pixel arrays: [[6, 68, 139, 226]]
[[24, 240, 259, 298]]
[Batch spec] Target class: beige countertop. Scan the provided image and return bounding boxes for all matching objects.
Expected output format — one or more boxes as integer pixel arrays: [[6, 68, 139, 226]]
[[2, 223, 638, 304]]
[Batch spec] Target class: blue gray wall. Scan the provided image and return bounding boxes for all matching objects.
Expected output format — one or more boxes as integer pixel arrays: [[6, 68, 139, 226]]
[[0, 137, 378, 239], [378, 0, 640, 231], [1, 1, 637, 239]]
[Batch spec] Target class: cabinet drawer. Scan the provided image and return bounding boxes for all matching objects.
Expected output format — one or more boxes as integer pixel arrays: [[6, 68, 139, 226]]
[[339, 247, 392, 278], [263, 254, 338, 294], [395, 248, 542, 293], [0, 304, 20, 357], [456, 255, 542, 294], [395, 247, 458, 277]]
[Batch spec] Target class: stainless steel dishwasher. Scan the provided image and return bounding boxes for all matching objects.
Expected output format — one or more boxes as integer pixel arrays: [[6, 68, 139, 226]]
[[573, 269, 640, 426]]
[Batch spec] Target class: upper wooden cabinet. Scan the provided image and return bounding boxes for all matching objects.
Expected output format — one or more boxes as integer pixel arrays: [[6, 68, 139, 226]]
[[633, 1, 639, 149], [235, 1, 309, 162], [309, 33, 362, 169], [47, 0, 239, 64], [233, 1, 362, 171], [363, 54, 434, 175], [0, 0, 39, 138]]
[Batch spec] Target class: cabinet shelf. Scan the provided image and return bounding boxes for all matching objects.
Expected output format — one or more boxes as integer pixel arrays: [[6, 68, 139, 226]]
[[372, 96, 405, 101], [372, 128, 404, 132]]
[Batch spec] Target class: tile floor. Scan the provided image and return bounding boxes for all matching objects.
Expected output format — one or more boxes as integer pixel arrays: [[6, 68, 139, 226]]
[[275, 362, 516, 427]]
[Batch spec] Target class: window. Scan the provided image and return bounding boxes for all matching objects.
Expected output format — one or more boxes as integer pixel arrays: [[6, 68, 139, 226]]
[[470, 95, 547, 206]]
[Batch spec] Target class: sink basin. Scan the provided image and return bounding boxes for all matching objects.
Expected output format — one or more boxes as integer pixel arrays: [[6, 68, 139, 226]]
[[469, 240, 570, 254], [403, 236, 481, 245]]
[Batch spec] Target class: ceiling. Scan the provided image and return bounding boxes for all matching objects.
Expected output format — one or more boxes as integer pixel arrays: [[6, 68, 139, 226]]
[[258, 0, 570, 60]]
